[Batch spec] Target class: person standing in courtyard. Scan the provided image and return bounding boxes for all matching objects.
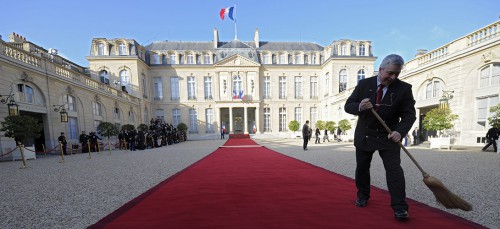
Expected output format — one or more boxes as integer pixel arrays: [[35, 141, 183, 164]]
[[315, 128, 321, 144], [482, 126, 499, 152], [412, 127, 419, 146], [323, 129, 330, 142], [58, 132, 68, 155], [344, 54, 416, 220], [302, 120, 310, 150], [221, 124, 226, 139]]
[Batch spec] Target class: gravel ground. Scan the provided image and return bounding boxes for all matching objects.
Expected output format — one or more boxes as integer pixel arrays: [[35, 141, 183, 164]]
[[254, 139, 500, 229], [0, 138, 498, 228]]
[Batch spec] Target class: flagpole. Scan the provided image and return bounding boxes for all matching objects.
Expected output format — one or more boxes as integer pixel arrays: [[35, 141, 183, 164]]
[[234, 5, 237, 40]]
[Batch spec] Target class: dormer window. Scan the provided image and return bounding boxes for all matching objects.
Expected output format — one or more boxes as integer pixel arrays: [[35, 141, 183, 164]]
[[263, 53, 271, 64], [119, 43, 127, 55], [359, 44, 366, 56], [152, 53, 161, 64], [98, 43, 105, 55], [187, 54, 194, 64], [341, 43, 348, 55], [203, 54, 211, 64], [99, 70, 109, 84]]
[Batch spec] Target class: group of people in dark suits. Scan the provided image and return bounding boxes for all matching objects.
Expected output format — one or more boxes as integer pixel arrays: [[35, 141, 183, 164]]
[[78, 131, 102, 153]]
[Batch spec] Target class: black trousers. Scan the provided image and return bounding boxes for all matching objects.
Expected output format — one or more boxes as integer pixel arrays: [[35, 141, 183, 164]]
[[303, 137, 309, 149], [482, 139, 497, 151], [355, 147, 408, 211]]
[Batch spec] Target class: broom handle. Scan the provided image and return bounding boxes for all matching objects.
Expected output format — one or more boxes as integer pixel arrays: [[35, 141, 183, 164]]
[[370, 108, 430, 178]]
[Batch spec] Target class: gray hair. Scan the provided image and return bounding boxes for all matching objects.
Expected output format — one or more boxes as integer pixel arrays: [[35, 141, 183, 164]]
[[380, 54, 404, 69]]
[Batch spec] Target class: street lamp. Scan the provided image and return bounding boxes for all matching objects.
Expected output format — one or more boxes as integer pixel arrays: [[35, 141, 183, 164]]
[[0, 94, 19, 116], [439, 90, 454, 109], [53, 104, 68, 122]]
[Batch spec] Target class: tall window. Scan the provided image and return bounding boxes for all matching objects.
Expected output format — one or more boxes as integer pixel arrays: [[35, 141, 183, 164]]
[[295, 107, 302, 124], [310, 76, 318, 99], [94, 120, 102, 132], [264, 76, 271, 99], [170, 54, 176, 64], [64, 95, 76, 111], [144, 108, 148, 124], [425, 81, 441, 99], [304, 55, 309, 64], [114, 107, 121, 119], [359, 44, 366, 56], [263, 53, 270, 64], [204, 76, 213, 99], [155, 109, 164, 120], [205, 108, 214, 133], [311, 54, 316, 64], [152, 53, 160, 64], [341, 43, 348, 55], [279, 54, 286, 64], [154, 77, 163, 100], [99, 70, 109, 84], [172, 108, 181, 127], [294, 76, 303, 99], [279, 76, 287, 99], [295, 54, 302, 64], [142, 75, 147, 97], [357, 70, 365, 83], [233, 76, 243, 99], [97, 43, 105, 55], [68, 117, 78, 140], [93, 102, 102, 116], [120, 70, 130, 92], [188, 76, 196, 100], [324, 105, 328, 120], [263, 108, 271, 132], [170, 77, 180, 100], [324, 73, 330, 96], [187, 54, 194, 64], [279, 107, 287, 132], [203, 54, 211, 64], [477, 96, 499, 127], [339, 69, 347, 92], [479, 63, 500, 88], [119, 43, 127, 55], [128, 111, 135, 123], [310, 107, 317, 129], [189, 109, 198, 133]]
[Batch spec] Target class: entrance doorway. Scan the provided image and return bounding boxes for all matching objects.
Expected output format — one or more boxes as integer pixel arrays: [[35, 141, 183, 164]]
[[19, 111, 46, 152]]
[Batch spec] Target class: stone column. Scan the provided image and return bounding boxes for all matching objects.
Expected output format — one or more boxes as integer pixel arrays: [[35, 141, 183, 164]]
[[244, 106, 248, 134], [255, 106, 261, 134], [229, 107, 233, 134]]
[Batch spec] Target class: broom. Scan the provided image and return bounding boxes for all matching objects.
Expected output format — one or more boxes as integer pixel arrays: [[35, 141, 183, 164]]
[[370, 108, 472, 211]]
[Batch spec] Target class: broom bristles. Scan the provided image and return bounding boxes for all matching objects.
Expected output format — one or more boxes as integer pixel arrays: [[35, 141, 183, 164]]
[[423, 175, 473, 211]]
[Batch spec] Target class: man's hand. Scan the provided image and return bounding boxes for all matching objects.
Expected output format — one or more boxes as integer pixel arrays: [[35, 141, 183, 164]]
[[359, 98, 373, 111], [388, 131, 401, 142]]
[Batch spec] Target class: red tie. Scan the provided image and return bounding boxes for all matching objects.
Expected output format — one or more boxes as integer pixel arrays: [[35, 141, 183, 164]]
[[375, 84, 383, 111]]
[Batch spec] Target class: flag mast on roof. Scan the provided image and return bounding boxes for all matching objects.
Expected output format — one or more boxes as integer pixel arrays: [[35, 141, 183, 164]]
[[219, 5, 237, 40]]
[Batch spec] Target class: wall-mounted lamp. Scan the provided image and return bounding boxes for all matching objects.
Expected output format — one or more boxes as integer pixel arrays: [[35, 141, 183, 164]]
[[439, 90, 454, 109], [0, 94, 19, 116], [53, 104, 68, 122]]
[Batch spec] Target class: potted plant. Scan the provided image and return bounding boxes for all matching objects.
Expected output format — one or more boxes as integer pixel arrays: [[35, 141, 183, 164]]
[[1, 115, 43, 163], [422, 107, 458, 149], [325, 121, 337, 140], [338, 119, 352, 142], [96, 122, 119, 152], [288, 120, 300, 138]]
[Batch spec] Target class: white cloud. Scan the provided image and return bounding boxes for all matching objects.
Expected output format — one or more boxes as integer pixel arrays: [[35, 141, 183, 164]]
[[430, 26, 448, 39]]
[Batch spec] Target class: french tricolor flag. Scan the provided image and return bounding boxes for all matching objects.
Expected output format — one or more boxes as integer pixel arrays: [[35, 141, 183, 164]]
[[219, 6, 235, 20]]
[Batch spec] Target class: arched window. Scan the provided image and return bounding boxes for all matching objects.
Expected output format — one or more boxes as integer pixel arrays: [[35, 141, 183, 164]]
[[233, 75, 243, 99], [114, 107, 121, 119], [119, 43, 127, 55], [339, 69, 347, 92], [479, 63, 500, 88], [152, 53, 160, 64], [99, 70, 109, 84], [120, 70, 130, 92], [64, 95, 76, 111], [341, 43, 348, 55], [324, 73, 330, 96], [17, 84, 34, 104], [357, 69, 365, 83], [128, 111, 135, 123], [279, 107, 287, 132], [425, 81, 441, 99]]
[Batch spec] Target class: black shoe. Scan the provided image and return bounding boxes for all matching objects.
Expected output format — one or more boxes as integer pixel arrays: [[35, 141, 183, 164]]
[[304, 148, 308, 151], [355, 199, 368, 207], [394, 209, 409, 220]]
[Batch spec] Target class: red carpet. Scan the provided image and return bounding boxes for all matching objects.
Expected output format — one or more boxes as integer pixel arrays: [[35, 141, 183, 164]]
[[229, 134, 250, 139], [89, 139, 484, 229]]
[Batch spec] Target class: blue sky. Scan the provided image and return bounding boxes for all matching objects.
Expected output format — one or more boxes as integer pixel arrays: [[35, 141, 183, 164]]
[[1, 0, 498, 67]]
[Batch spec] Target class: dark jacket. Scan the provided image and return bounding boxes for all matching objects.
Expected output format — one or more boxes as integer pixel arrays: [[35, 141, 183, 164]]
[[302, 123, 310, 139], [486, 127, 499, 141], [344, 76, 416, 151]]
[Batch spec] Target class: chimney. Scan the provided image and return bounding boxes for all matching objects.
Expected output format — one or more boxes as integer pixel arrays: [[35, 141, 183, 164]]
[[254, 28, 260, 48], [9, 32, 27, 43], [213, 28, 219, 49]]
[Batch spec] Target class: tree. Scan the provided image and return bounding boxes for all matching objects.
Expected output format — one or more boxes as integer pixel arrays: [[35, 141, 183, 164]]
[[1, 115, 43, 143], [315, 120, 326, 130], [137, 124, 149, 132], [96, 122, 119, 140], [338, 119, 352, 134], [487, 103, 500, 128], [325, 121, 337, 134], [288, 120, 300, 132], [422, 107, 459, 137], [177, 122, 188, 132], [121, 124, 135, 132]]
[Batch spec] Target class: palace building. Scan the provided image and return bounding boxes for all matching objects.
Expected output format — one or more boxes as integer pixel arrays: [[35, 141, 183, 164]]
[[0, 20, 499, 158]]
